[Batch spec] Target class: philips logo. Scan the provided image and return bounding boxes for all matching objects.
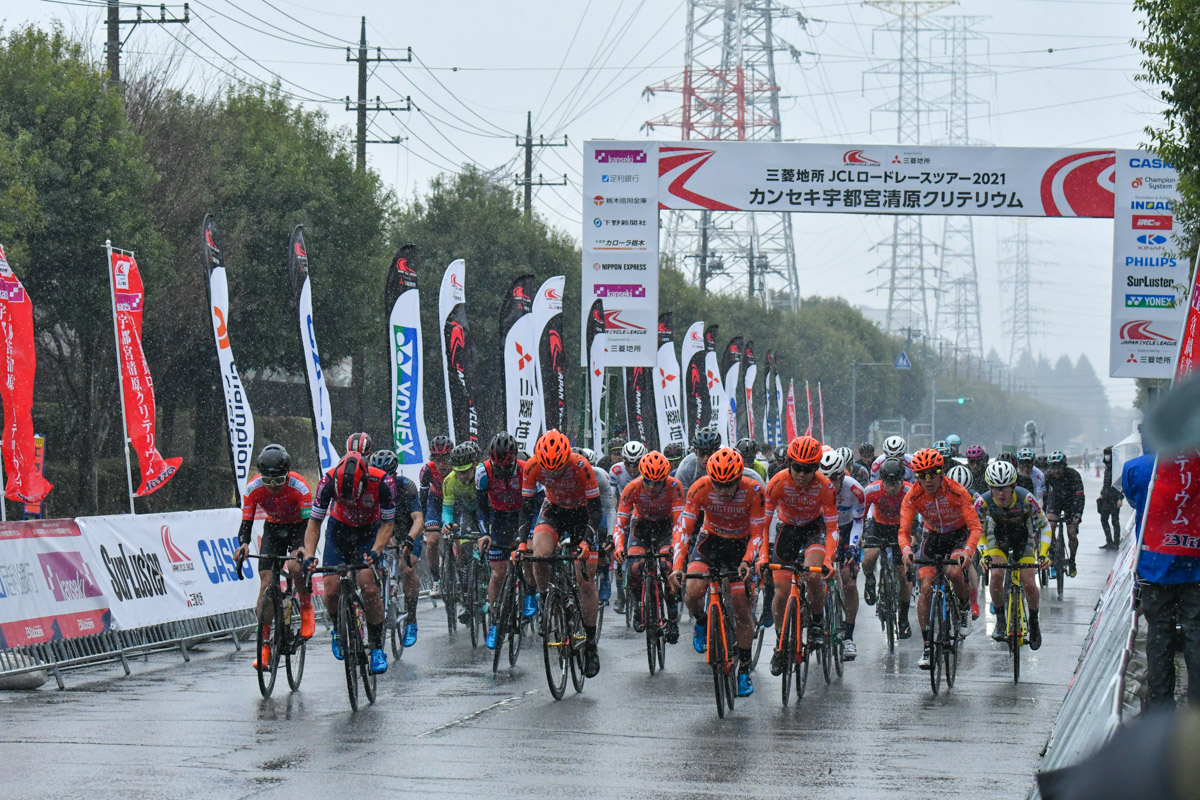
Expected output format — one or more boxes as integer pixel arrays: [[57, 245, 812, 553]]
[[1125, 256, 1177, 268]]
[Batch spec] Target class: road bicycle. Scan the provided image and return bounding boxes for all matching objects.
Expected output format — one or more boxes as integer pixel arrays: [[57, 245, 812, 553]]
[[1049, 519, 1067, 600], [682, 568, 746, 719], [491, 549, 528, 674], [237, 554, 306, 698], [382, 541, 414, 661], [914, 555, 964, 696], [992, 552, 1038, 684], [306, 559, 381, 711], [439, 524, 479, 636], [875, 542, 904, 654], [625, 551, 672, 676], [822, 556, 847, 683], [524, 540, 590, 700], [766, 562, 825, 707]]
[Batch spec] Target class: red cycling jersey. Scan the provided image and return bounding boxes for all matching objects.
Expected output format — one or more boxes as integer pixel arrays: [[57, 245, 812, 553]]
[[763, 470, 839, 566], [898, 478, 982, 554], [613, 476, 685, 552], [671, 476, 766, 572], [311, 466, 396, 527], [522, 456, 599, 509], [241, 472, 312, 524], [861, 480, 914, 526]]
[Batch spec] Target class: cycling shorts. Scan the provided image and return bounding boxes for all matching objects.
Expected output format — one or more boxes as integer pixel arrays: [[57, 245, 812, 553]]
[[424, 494, 444, 529], [260, 521, 307, 561], [629, 518, 673, 553], [689, 530, 749, 574], [984, 527, 1037, 565], [773, 517, 826, 566], [916, 526, 971, 576], [863, 521, 900, 550], [486, 510, 522, 562], [534, 503, 597, 550], [322, 518, 377, 570]]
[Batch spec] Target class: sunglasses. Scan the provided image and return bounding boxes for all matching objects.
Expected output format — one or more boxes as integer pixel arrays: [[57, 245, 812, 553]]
[[712, 479, 740, 492], [789, 463, 817, 474], [643, 478, 666, 489], [915, 469, 942, 479], [262, 475, 288, 487]]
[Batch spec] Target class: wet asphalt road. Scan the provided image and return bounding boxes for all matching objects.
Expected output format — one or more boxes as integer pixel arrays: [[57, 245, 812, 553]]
[[1, 474, 1118, 799]]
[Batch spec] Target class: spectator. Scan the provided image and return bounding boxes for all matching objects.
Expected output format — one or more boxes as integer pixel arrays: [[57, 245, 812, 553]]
[[1097, 446, 1124, 551], [1123, 433, 1200, 710]]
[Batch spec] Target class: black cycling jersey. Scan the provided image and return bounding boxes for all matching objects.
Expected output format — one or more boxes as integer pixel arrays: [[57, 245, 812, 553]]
[[1045, 467, 1086, 517]]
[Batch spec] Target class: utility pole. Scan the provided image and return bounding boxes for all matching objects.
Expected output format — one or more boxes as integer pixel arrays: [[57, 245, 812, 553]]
[[105, 1, 190, 84], [346, 17, 411, 172], [514, 112, 567, 218]]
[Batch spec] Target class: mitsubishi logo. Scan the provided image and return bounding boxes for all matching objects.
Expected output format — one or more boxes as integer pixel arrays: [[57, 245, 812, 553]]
[[515, 342, 533, 370]]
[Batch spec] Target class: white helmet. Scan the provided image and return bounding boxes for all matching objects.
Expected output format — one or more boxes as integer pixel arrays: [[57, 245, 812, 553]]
[[836, 447, 854, 468], [621, 440, 647, 463], [575, 447, 596, 465], [985, 460, 1017, 488], [946, 464, 972, 487], [818, 449, 846, 478], [883, 435, 906, 458]]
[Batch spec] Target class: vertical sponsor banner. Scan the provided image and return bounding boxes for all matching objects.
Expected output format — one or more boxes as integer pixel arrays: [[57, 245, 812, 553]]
[[680, 321, 708, 444], [774, 367, 784, 447], [201, 216, 254, 503], [623, 364, 658, 446], [654, 313, 686, 450], [763, 351, 776, 447], [0, 246, 52, 504], [288, 227, 337, 474], [703, 324, 723, 433], [721, 337, 743, 446], [22, 434, 46, 519], [817, 382, 826, 444], [742, 341, 757, 442], [581, 141, 659, 367], [1109, 150, 1191, 378], [533, 276, 566, 435], [438, 259, 479, 444], [385, 244, 429, 482], [106, 245, 181, 499], [785, 380, 798, 441], [501, 275, 540, 454], [586, 299, 607, 451], [804, 381, 814, 437]]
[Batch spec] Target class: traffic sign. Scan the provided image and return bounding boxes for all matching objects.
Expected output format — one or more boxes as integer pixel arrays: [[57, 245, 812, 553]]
[[895, 351, 912, 370]]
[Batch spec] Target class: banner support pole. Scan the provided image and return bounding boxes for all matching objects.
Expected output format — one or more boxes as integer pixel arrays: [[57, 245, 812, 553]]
[[106, 240, 137, 515]]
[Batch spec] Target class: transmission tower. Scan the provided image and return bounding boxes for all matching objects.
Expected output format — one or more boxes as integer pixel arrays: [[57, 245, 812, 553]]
[[998, 219, 1045, 367], [932, 16, 990, 360], [644, 0, 800, 310], [865, 1, 953, 338]]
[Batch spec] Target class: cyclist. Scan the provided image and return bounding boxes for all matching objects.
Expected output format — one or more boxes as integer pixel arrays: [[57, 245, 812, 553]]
[[976, 460, 1050, 649], [768, 444, 788, 479], [442, 441, 482, 623], [675, 426, 722, 491], [841, 446, 871, 487], [613, 451, 685, 642], [1044, 451, 1086, 578], [761, 436, 838, 677], [597, 437, 625, 471], [610, 440, 646, 494], [1016, 447, 1046, 505], [234, 445, 314, 669], [900, 448, 982, 670], [819, 448, 866, 660], [298, 451, 397, 675], [934, 440, 952, 461], [872, 435, 915, 481], [948, 463, 983, 619], [861, 458, 915, 638], [368, 449, 424, 647], [855, 442, 876, 477], [577, 446, 619, 613], [521, 430, 604, 678], [736, 438, 768, 481], [420, 435, 454, 591], [965, 445, 990, 496], [670, 447, 768, 697], [663, 442, 686, 476], [476, 432, 533, 649], [945, 434, 963, 463], [999, 452, 1035, 495], [346, 431, 373, 456]]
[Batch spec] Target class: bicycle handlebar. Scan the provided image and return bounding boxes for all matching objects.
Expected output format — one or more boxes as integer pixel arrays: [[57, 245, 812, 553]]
[[766, 564, 826, 573], [234, 552, 301, 580]]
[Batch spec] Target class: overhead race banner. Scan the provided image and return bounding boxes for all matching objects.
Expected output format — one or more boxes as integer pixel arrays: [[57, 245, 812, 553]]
[[385, 244, 428, 482], [624, 364, 658, 447], [201, 216, 254, 503], [720, 337, 743, 447], [680, 321, 709, 443], [533, 276, 566, 435], [0, 246, 52, 504], [654, 313, 686, 450], [586, 299, 607, 451], [743, 341, 757, 443], [581, 142, 660, 368], [501, 274, 539, 455], [288, 227, 337, 474], [438, 259, 479, 444], [703, 325, 724, 438], [1109, 151, 1191, 379], [107, 245, 181, 497]]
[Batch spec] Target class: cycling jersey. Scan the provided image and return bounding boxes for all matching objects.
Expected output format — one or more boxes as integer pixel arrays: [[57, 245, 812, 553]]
[[830, 475, 866, 550], [968, 468, 990, 498], [748, 459, 768, 481], [609, 461, 638, 494], [523, 456, 600, 509], [672, 476, 766, 572], [975, 487, 1051, 560], [392, 475, 421, 519], [441, 469, 479, 527], [1018, 465, 1046, 503], [898, 478, 981, 556], [1045, 467, 1086, 517], [420, 461, 448, 524], [862, 480, 913, 526], [762, 470, 838, 566], [871, 453, 915, 481], [593, 466, 616, 536], [613, 476, 685, 553], [848, 461, 871, 487], [476, 459, 524, 527], [241, 472, 312, 525], [674, 452, 705, 491], [311, 467, 396, 527]]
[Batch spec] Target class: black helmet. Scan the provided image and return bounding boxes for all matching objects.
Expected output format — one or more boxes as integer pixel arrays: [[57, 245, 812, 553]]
[[368, 449, 399, 476], [693, 426, 721, 455], [879, 458, 905, 484], [858, 442, 876, 458], [607, 436, 626, 454], [430, 435, 453, 457], [734, 437, 757, 463], [489, 432, 519, 468], [663, 442, 685, 463], [345, 432, 373, 456], [450, 442, 477, 469], [257, 444, 290, 478], [773, 444, 788, 463]]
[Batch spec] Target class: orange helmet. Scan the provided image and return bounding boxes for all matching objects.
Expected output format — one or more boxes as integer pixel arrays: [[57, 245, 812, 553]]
[[786, 435, 822, 465], [911, 448, 944, 473], [639, 450, 671, 482], [706, 447, 744, 483], [534, 429, 572, 472]]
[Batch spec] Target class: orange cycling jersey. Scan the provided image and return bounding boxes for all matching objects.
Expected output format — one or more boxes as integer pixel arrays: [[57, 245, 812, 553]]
[[671, 476, 766, 572], [763, 470, 839, 563], [241, 472, 312, 524], [613, 476, 684, 552], [522, 456, 600, 509], [898, 478, 982, 554], [862, 480, 914, 526]]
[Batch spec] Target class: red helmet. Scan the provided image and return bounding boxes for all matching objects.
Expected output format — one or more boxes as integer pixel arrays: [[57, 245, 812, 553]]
[[345, 432, 373, 456], [706, 447, 744, 484], [535, 429, 572, 472], [911, 448, 945, 474], [786, 435, 822, 465], [333, 452, 370, 502], [639, 451, 671, 482]]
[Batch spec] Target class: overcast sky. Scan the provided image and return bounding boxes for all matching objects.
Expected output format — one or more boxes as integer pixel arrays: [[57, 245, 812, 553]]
[[8, 0, 1162, 409]]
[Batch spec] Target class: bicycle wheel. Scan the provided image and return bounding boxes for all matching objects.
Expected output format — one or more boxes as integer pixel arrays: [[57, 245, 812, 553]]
[[387, 579, 405, 661], [708, 608, 726, 719], [1054, 532, 1065, 601], [354, 596, 377, 706], [285, 593, 306, 691], [492, 567, 514, 674], [749, 578, 766, 670], [644, 572, 659, 676], [442, 544, 458, 634], [467, 557, 481, 649], [780, 596, 796, 706], [623, 565, 634, 629], [568, 597, 586, 694], [722, 603, 738, 712], [944, 594, 958, 690], [256, 586, 282, 698], [1008, 585, 1023, 684], [541, 589, 568, 700], [338, 596, 359, 711], [821, 591, 834, 684], [832, 582, 845, 679], [797, 617, 811, 701], [882, 566, 897, 654], [509, 572, 524, 666]]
